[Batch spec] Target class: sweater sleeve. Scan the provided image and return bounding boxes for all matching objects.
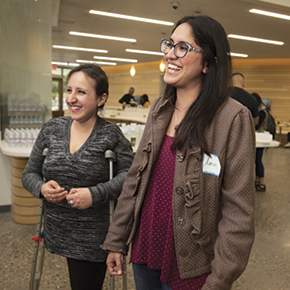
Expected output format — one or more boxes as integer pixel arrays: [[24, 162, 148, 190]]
[[21, 123, 50, 198], [89, 125, 134, 205]]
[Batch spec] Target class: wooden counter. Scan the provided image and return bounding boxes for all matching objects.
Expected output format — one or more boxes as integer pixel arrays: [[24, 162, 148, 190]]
[[0, 141, 39, 224]]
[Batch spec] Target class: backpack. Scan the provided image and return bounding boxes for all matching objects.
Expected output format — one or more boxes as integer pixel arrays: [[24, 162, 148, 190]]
[[265, 109, 276, 139]]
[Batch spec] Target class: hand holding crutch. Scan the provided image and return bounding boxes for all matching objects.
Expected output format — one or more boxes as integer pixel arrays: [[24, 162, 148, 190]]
[[29, 148, 48, 290], [105, 150, 127, 290]]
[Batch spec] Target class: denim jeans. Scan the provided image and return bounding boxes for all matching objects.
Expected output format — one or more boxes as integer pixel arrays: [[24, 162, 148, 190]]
[[133, 263, 172, 290]]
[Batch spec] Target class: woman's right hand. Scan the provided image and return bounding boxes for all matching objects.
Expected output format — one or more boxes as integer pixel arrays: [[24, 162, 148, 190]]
[[40, 180, 67, 203], [107, 252, 127, 276]]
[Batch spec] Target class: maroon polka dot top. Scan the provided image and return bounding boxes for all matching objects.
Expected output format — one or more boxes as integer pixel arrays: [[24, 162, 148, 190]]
[[130, 135, 209, 290]]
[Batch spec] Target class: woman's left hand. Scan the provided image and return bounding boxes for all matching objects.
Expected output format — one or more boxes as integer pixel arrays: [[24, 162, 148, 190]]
[[66, 188, 93, 210]]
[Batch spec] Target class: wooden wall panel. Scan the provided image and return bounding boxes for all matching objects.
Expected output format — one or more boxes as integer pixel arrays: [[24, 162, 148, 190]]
[[232, 59, 290, 123], [102, 59, 290, 124], [102, 61, 162, 107]]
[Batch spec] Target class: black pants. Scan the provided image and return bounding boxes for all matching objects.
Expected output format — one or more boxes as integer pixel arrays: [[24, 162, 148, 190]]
[[255, 147, 265, 178], [67, 258, 107, 290]]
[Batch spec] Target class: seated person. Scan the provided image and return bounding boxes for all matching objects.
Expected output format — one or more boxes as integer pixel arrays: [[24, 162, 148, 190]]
[[119, 87, 136, 108], [140, 94, 150, 108]]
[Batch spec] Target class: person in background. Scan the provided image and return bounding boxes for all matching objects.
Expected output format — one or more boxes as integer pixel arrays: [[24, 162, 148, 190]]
[[22, 64, 134, 290], [118, 87, 136, 108], [101, 15, 255, 290], [140, 94, 150, 108], [231, 72, 259, 126], [252, 92, 268, 192]]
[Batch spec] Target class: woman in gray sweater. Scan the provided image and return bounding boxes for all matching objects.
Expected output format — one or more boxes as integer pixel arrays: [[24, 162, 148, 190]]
[[22, 64, 134, 290]]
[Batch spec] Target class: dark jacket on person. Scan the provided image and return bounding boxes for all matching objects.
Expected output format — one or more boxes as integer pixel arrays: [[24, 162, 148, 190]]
[[231, 87, 259, 118], [101, 96, 255, 290]]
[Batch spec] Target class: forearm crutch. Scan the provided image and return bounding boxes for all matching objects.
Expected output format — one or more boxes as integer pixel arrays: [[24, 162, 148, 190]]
[[29, 148, 48, 290], [105, 150, 127, 290]]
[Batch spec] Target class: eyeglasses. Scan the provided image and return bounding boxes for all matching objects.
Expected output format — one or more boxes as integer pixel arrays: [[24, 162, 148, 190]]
[[160, 38, 202, 58]]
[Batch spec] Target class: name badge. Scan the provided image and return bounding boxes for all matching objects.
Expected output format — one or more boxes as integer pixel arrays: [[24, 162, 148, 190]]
[[202, 154, 221, 177]]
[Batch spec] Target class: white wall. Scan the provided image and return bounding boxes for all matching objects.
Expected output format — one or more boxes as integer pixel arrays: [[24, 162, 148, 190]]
[[0, 0, 52, 206]]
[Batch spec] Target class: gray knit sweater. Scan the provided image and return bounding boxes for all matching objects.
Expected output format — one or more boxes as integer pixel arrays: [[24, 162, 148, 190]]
[[22, 116, 134, 262]]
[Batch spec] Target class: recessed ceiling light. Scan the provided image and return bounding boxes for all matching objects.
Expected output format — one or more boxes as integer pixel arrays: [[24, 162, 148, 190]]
[[69, 31, 136, 43], [76, 59, 117, 66], [94, 56, 137, 63], [228, 34, 284, 45], [89, 10, 174, 26], [53, 45, 108, 53], [230, 53, 248, 58], [250, 9, 290, 20], [126, 49, 164, 56]]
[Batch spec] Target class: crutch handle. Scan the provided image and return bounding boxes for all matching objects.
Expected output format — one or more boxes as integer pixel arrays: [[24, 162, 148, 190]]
[[105, 150, 116, 161]]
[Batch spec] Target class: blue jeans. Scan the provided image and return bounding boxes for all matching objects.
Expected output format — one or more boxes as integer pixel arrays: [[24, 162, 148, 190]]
[[133, 263, 172, 290]]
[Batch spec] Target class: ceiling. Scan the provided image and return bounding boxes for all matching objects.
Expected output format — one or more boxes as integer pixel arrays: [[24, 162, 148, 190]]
[[52, 0, 290, 67]]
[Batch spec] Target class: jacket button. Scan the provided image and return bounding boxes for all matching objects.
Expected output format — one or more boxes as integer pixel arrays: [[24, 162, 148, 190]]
[[179, 249, 188, 257], [176, 154, 184, 162], [175, 187, 184, 195], [178, 217, 185, 226]]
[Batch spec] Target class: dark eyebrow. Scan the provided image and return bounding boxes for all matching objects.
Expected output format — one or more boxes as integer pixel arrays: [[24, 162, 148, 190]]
[[169, 37, 192, 46]]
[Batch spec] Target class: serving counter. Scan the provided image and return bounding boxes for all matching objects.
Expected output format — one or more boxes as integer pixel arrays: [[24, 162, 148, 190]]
[[0, 141, 39, 224]]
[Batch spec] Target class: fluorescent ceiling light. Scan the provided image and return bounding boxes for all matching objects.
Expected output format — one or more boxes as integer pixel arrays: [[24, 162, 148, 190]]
[[68, 63, 80, 66], [250, 9, 290, 20], [52, 61, 68, 66], [76, 59, 116, 66], [228, 34, 284, 45], [94, 56, 137, 63], [230, 53, 248, 58], [69, 31, 136, 43], [52, 62, 80, 67], [89, 10, 174, 26], [53, 45, 108, 53], [126, 49, 164, 56]]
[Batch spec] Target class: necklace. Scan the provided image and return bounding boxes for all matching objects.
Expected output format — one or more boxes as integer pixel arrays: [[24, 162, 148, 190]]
[[174, 109, 179, 130]]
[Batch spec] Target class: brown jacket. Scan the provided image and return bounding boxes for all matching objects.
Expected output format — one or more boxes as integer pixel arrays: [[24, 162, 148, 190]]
[[101, 96, 255, 290]]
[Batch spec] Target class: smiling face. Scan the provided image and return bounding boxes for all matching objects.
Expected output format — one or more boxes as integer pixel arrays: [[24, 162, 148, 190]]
[[163, 23, 207, 95], [66, 71, 107, 124]]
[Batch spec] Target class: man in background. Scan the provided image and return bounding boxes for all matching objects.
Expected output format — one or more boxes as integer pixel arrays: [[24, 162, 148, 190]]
[[119, 87, 136, 108], [231, 72, 259, 125]]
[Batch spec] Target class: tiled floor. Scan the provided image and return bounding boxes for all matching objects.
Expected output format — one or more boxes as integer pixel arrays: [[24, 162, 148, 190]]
[[1, 147, 290, 290]]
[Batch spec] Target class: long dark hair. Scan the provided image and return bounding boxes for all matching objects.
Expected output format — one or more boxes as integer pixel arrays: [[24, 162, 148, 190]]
[[141, 94, 149, 106], [67, 64, 109, 109], [251, 92, 262, 106], [164, 15, 232, 154]]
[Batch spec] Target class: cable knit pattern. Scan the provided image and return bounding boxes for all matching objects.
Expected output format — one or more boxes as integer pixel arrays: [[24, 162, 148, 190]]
[[22, 116, 134, 262]]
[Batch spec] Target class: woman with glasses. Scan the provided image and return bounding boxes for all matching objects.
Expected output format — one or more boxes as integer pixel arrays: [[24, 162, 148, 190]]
[[102, 15, 255, 290]]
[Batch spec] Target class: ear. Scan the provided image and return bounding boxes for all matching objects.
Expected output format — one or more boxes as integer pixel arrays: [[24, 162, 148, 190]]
[[202, 61, 208, 74], [97, 93, 108, 107]]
